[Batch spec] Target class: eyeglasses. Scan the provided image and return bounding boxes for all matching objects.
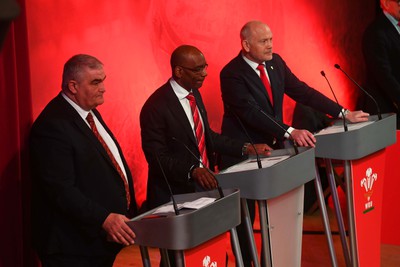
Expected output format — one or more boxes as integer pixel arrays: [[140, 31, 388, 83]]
[[179, 64, 208, 74]]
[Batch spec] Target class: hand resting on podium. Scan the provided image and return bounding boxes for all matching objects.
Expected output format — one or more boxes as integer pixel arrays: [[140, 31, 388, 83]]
[[192, 143, 272, 190]]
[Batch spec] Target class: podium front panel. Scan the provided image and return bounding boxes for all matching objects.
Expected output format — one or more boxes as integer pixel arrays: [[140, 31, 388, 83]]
[[127, 189, 240, 250], [351, 150, 386, 267], [315, 114, 396, 160], [268, 186, 304, 267], [381, 130, 400, 245]]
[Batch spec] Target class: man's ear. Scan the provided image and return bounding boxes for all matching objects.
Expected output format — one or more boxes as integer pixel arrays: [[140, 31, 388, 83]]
[[67, 81, 78, 94], [242, 40, 251, 53], [174, 66, 183, 79]]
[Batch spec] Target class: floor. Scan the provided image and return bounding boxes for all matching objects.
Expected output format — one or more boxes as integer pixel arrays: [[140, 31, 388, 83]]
[[113, 206, 400, 266]]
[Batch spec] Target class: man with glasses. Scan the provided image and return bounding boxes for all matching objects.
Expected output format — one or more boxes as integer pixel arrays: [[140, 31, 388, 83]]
[[140, 45, 271, 214], [360, 0, 400, 128]]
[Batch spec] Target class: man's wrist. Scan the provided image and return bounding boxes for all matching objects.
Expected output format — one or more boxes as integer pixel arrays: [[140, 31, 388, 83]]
[[340, 108, 349, 118], [284, 127, 294, 139]]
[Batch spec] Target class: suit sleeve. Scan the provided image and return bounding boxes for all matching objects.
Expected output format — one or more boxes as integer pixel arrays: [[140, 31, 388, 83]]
[[276, 55, 342, 117]]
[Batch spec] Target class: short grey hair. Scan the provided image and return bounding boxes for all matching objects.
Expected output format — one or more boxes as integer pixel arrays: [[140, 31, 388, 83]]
[[61, 54, 103, 91]]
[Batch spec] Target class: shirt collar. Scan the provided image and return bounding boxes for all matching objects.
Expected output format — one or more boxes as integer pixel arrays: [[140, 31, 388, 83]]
[[61, 92, 91, 119], [170, 78, 191, 100], [241, 53, 265, 71]]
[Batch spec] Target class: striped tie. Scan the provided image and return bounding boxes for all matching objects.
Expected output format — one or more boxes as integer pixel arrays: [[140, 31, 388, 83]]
[[186, 93, 209, 167], [86, 113, 131, 209]]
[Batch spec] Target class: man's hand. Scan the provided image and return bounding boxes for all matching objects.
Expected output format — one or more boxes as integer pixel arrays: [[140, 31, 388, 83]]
[[345, 110, 370, 123], [245, 144, 272, 156], [291, 129, 316, 147], [102, 213, 136, 246], [192, 167, 218, 190]]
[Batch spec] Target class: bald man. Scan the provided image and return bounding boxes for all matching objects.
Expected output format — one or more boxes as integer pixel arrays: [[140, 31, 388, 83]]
[[140, 45, 271, 211], [219, 21, 369, 266]]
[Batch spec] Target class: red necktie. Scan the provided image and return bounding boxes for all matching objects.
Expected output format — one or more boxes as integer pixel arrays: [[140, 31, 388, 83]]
[[186, 93, 209, 168], [86, 113, 131, 209], [257, 64, 274, 106]]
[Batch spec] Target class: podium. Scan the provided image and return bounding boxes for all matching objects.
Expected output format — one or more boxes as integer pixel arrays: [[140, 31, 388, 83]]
[[217, 147, 338, 267], [315, 113, 396, 267], [126, 188, 243, 267]]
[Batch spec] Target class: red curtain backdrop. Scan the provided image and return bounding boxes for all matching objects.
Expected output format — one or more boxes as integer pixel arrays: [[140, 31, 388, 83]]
[[0, 0, 376, 266], [0, 0, 35, 265]]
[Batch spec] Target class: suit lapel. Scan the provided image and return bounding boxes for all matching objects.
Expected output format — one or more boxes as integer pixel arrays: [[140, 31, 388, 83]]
[[163, 84, 198, 147], [91, 109, 134, 186], [55, 95, 98, 147], [238, 56, 274, 110], [58, 96, 119, 174], [192, 88, 211, 141], [265, 60, 280, 113]]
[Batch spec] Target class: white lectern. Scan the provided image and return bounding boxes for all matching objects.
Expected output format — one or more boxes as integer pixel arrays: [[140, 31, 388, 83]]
[[217, 147, 337, 267]]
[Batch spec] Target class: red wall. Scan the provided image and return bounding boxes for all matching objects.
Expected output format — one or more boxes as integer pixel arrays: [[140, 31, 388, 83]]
[[25, 0, 375, 206]]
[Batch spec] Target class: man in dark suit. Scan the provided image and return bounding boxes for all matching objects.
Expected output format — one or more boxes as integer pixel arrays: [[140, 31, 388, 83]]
[[221, 21, 369, 153], [30, 54, 137, 267], [140, 45, 271, 266], [219, 21, 369, 266], [361, 0, 400, 128], [140, 45, 271, 211]]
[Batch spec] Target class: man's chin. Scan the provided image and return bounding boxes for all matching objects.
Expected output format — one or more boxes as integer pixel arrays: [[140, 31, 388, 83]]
[[96, 99, 105, 106], [195, 82, 204, 88], [265, 54, 273, 61]]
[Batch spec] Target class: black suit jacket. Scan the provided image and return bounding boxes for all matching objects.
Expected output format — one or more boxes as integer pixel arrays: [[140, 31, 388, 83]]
[[30, 93, 137, 257], [140, 81, 244, 209], [362, 12, 400, 127], [219, 52, 342, 165]]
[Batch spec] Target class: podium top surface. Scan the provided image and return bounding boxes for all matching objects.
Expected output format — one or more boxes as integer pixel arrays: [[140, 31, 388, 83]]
[[315, 113, 396, 160], [126, 189, 240, 250], [217, 147, 315, 200]]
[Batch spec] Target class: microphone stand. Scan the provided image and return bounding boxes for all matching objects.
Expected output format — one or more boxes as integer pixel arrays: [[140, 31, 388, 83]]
[[155, 154, 180, 215], [225, 104, 262, 169], [334, 63, 382, 120], [320, 70, 348, 132], [248, 100, 299, 155]]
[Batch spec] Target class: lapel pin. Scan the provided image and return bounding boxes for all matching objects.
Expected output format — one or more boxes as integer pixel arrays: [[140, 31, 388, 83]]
[[270, 66, 274, 70]]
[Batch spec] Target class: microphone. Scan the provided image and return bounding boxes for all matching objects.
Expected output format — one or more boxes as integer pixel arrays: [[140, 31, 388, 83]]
[[247, 100, 299, 155], [225, 104, 262, 169], [320, 70, 348, 132], [334, 64, 382, 120], [155, 154, 180, 215], [171, 137, 224, 198]]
